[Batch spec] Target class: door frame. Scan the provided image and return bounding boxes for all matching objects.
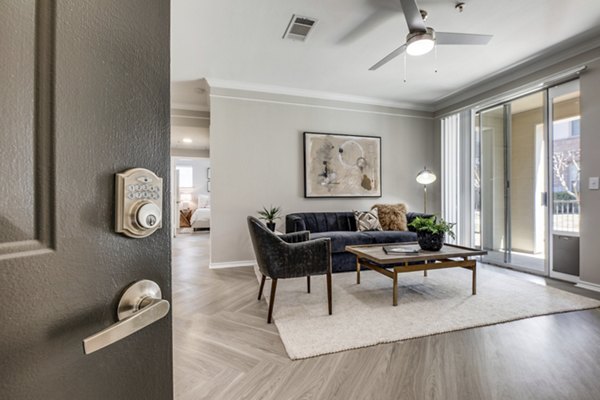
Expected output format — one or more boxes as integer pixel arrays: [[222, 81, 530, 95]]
[[171, 157, 180, 238]]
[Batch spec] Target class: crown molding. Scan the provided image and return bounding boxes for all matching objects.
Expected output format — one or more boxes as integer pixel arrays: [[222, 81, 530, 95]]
[[170, 101, 210, 112], [205, 78, 434, 113], [171, 108, 210, 119]]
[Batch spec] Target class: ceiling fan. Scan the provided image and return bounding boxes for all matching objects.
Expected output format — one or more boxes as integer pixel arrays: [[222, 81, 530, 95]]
[[369, 0, 492, 70]]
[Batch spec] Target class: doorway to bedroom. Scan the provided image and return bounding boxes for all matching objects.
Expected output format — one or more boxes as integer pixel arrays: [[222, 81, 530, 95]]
[[173, 157, 211, 235], [170, 106, 211, 239]]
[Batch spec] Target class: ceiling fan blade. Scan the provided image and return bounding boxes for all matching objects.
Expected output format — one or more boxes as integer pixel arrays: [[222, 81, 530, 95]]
[[369, 44, 407, 71], [399, 0, 426, 32], [436, 32, 493, 45]]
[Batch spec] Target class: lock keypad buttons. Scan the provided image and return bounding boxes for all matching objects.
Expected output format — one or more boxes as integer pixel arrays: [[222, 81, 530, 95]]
[[126, 183, 161, 200], [116, 168, 163, 238]]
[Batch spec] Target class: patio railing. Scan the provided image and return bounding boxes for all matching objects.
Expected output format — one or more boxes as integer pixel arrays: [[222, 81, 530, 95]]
[[553, 200, 580, 233]]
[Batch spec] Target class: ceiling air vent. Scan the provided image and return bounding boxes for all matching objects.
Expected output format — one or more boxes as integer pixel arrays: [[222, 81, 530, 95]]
[[283, 15, 317, 42]]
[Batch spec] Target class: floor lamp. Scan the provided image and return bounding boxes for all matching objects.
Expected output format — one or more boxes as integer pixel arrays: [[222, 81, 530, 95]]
[[416, 167, 437, 213]]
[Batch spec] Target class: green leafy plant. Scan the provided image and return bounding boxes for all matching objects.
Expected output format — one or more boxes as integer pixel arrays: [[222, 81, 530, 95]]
[[408, 216, 456, 240], [257, 205, 282, 223]]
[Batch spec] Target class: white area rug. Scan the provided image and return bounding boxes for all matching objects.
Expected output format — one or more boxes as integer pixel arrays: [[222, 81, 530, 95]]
[[265, 267, 600, 360]]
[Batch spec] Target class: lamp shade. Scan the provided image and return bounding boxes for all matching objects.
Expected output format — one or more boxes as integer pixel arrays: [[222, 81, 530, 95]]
[[416, 168, 436, 185]]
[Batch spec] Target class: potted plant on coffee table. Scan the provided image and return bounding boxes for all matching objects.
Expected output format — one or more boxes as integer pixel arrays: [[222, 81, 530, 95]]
[[258, 205, 282, 232], [408, 216, 456, 251]]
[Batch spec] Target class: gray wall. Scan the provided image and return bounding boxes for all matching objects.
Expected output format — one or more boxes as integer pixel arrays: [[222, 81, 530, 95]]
[[580, 59, 600, 286], [209, 88, 438, 265]]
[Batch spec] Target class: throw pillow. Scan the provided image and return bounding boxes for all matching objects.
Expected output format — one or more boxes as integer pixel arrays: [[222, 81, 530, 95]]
[[197, 194, 210, 208], [354, 209, 383, 232], [371, 203, 408, 231]]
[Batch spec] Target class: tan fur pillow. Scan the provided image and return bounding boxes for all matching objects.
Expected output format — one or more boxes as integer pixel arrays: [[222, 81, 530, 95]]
[[371, 204, 408, 231]]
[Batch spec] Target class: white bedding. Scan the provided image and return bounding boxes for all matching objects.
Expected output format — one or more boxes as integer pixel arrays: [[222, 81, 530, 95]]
[[190, 207, 210, 228]]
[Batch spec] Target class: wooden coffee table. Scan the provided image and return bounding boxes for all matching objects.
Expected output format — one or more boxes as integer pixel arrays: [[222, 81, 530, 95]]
[[345, 242, 487, 306]]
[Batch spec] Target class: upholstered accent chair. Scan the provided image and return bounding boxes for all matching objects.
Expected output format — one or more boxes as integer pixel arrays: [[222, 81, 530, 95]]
[[247, 216, 332, 323]]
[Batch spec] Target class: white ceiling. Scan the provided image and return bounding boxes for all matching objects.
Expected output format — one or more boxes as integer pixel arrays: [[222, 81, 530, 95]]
[[171, 0, 600, 110]]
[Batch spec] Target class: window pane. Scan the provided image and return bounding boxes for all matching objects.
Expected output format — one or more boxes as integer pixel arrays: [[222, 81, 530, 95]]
[[570, 118, 580, 137], [176, 166, 193, 188], [552, 91, 580, 234]]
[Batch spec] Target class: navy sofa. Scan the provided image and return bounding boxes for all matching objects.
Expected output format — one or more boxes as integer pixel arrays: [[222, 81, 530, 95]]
[[285, 211, 431, 273]]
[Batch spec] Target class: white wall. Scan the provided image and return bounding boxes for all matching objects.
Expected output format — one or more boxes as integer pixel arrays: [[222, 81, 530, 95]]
[[209, 88, 438, 265]]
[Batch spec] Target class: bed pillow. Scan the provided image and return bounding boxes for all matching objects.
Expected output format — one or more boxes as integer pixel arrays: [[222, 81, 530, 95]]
[[371, 203, 408, 231], [354, 209, 383, 232], [197, 194, 210, 208]]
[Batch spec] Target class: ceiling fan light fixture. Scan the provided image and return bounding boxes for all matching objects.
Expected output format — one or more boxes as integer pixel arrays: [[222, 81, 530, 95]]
[[406, 28, 435, 56]]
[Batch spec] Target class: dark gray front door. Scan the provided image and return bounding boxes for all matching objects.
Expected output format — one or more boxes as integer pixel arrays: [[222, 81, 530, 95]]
[[1, 1, 172, 399]]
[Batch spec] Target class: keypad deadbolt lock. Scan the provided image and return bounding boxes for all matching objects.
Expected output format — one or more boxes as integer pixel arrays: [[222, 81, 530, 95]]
[[115, 168, 163, 238]]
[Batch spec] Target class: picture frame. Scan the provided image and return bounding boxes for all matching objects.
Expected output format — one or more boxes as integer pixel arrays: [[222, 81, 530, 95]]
[[303, 132, 382, 198]]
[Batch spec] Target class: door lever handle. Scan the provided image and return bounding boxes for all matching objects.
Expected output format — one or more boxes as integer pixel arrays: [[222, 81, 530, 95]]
[[83, 280, 170, 355], [541, 192, 548, 207]]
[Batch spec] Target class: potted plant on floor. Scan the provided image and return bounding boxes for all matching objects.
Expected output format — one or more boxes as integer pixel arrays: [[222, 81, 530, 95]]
[[408, 216, 456, 251], [258, 205, 282, 232]]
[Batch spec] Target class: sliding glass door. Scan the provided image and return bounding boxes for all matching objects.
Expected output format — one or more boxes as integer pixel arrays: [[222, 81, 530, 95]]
[[477, 105, 509, 264], [475, 92, 547, 273], [507, 92, 547, 271], [473, 80, 582, 279]]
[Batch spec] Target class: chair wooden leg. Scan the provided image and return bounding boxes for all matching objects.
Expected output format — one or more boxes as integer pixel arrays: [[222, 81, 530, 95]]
[[267, 279, 278, 324], [258, 274, 266, 300], [307, 276, 311, 293], [326, 271, 332, 315]]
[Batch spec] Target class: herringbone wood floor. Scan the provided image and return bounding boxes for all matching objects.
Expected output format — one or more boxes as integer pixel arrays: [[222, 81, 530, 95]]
[[173, 233, 600, 400]]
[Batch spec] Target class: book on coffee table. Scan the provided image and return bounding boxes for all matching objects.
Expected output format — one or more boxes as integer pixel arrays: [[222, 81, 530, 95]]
[[382, 245, 419, 255]]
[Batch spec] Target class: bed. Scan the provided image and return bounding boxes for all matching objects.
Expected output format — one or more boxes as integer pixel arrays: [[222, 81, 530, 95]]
[[190, 207, 210, 230]]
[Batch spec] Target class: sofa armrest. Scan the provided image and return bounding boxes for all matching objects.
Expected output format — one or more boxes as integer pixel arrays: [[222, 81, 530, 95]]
[[406, 212, 435, 232], [286, 215, 307, 233], [280, 231, 310, 243]]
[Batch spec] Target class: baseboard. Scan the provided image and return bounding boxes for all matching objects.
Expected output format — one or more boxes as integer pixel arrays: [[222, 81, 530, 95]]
[[575, 281, 600, 293], [209, 259, 256, 269]]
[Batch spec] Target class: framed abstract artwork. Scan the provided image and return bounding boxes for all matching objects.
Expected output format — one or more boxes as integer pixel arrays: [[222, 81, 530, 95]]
[[303, 132, 382, 198]]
